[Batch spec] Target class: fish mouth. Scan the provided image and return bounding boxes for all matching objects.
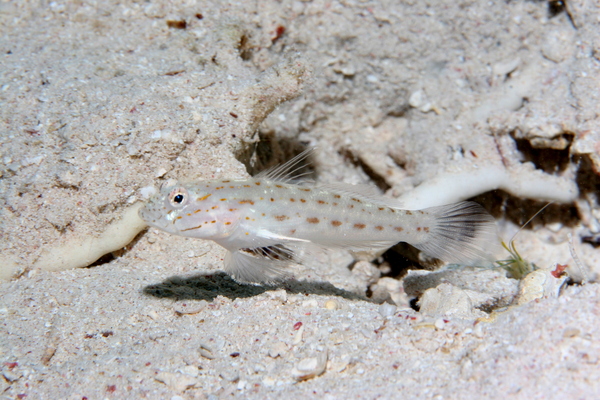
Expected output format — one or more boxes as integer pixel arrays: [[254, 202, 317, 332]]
[[138, 205, 175, 234]]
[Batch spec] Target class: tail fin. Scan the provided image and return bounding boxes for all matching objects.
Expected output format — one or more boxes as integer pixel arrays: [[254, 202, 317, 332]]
[[412, 201, 499, 265]]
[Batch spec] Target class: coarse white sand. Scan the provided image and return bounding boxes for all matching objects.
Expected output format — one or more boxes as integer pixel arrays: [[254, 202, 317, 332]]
[[1, 1, 599, 398]]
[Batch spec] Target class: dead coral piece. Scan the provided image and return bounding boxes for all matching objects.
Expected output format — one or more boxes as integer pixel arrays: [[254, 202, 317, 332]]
[[517, 269, 568, 306], [418, 283, 488, 319]]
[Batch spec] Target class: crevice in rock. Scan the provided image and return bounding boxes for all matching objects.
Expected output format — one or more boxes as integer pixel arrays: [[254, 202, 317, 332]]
[[238, 133, 315, 179], [340, 148, 392, 192], [510, 131, 574, 174], [472, 189, 579, 229]]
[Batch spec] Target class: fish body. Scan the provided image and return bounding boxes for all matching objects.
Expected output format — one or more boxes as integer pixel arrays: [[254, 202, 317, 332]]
[[139, 151, 498, 283]]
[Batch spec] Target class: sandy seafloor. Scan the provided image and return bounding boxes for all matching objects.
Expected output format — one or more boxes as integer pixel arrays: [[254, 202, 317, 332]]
[[1, 1, 600, 399]]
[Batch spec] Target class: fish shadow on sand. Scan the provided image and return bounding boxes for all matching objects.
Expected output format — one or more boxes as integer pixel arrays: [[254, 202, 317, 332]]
[[142, 272, 368, 302]]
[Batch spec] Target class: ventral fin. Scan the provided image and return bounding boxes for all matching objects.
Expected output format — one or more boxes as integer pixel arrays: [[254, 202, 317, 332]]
[[225, 247, 296, 284]]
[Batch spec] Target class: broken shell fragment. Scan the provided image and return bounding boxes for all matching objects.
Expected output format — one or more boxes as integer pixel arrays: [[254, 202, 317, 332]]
[[292, 352, 328, 381]]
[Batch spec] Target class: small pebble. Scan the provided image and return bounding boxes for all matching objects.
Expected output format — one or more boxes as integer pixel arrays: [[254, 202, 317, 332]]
[[180, 365, 199, 377], [268, 341, 288, 358], [563, 328, 580, 338], [267, 289, 287, 303], [146, 309, 160, 321], [293, 325, 305, 345], [301, 299, 318, 308], [352, 261, 381, 286], [154, 167, 168, 178], [434, 318, 445, 330], [220, 369, 239, 382], [262, 376, 276, 387], [378, 303, 397, 318], [325, 299, 340, 310], [473, 323, 485, 338], [155, 372, 197, 392], [199, 342, 215, 359], [409, 90, 425, 108], [2, 370, 21, 382]]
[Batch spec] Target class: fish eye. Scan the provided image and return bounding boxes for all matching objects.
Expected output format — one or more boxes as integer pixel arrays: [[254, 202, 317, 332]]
[[168, 187, 188, 207]]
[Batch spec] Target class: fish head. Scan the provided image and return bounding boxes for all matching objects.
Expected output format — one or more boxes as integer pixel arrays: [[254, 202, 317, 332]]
[[139, 181, 233, 239]]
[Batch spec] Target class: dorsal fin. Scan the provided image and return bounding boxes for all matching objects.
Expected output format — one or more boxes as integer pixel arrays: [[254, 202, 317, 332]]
[[318, 182, 405, 209], [254, 148, 314, 183]]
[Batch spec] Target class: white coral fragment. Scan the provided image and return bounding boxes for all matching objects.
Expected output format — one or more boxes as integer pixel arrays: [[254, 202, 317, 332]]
[[398, 164, 578, 210], [517, 269, 568, 306], [31, 204, 148, 272]]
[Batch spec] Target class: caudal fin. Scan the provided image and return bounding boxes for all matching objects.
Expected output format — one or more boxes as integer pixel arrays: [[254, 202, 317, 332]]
[[411, 201, 499, 265]]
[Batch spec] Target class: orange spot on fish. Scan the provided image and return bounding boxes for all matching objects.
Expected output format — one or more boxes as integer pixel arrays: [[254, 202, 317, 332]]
[[331, 220, 342, 227], [197, 194, 212, 201], [394, 227, 404, 232], [181, 225, 203, 231], [375, 226, 384, 231], [354, 223, 366, 229], [307, 217, 319, 224], [274, 215, 288, 221], [239, 200, 255, 205]]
